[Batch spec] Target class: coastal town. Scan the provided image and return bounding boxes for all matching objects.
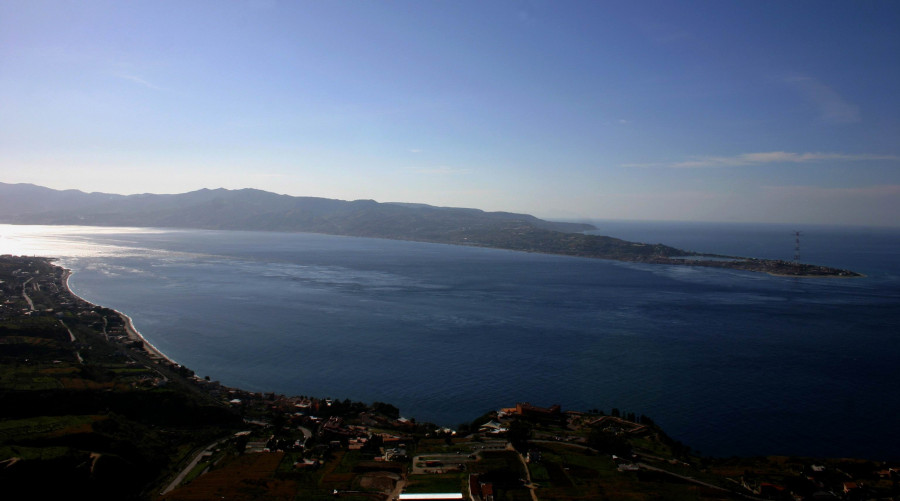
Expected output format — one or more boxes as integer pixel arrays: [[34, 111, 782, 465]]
[[1, 255, 895, 500]]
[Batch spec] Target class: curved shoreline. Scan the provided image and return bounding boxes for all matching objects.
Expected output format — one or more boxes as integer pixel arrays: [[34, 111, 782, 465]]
[[62, 267, 179, 366]]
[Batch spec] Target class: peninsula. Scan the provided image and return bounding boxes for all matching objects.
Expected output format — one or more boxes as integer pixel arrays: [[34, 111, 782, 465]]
[[0, 182, 861, 277]]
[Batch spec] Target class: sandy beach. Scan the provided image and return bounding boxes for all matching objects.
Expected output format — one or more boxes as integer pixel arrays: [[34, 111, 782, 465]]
[[62, 267, 178, 365]]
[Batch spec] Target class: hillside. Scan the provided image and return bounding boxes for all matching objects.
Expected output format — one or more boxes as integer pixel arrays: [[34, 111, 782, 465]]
[[0, 256, 242, 499], [0, 183, 593, 237], [0, 183, 861, 277]]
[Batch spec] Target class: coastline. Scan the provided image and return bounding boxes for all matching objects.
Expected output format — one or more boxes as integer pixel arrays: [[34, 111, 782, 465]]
[[62, 266, 178, 366], [4, 255, 895, 501], [766, 271, 867, 278], [1, 222, 863, 278]]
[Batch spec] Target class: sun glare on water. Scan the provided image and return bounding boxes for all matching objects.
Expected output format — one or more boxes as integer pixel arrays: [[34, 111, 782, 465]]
[[0, 224, 168, 261]]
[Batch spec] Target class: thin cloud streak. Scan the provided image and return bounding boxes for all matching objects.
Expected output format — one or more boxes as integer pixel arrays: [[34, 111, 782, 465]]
[[623, 152, 900, 169], [411, 166, 472, 175], [763, 184, 900, 198], [784, 75, 861, 124], [114, 73, 163, 90]]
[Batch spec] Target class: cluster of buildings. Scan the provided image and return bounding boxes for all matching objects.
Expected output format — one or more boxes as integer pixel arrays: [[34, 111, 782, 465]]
[[741, 463, 898, 500]]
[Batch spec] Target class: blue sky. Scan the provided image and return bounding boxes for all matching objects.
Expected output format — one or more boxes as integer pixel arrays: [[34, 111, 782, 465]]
[[2, 1, 899, 226]]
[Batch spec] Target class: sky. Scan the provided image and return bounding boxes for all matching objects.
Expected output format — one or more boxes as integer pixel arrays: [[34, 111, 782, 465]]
[[2, 1, 899, 226]]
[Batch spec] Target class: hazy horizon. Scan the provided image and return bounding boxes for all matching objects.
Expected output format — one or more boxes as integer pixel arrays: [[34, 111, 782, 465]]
[[2, 1, 899, 226], [6, 180, 900, 230]]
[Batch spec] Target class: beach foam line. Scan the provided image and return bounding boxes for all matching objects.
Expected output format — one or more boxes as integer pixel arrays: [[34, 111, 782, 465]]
[[62, 267, 179, 366]]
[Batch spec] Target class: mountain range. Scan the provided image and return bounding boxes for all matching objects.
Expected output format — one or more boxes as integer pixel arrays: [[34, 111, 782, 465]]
[[0, 182, 861, 277], [0, 181, 591, 235], [0, 182, 692, 261]]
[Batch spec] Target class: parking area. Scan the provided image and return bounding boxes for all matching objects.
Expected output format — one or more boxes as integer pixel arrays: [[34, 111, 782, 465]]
[[411, 440, 509, 475]]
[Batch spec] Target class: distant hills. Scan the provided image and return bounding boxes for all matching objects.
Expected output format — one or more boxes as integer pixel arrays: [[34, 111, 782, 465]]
[[0, 182, 590, 236], [0, 182, 862, 277], [0, 182, 689, 260]]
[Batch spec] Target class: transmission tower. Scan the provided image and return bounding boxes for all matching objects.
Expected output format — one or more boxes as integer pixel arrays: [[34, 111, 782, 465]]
[[793, 231, 801, 263]]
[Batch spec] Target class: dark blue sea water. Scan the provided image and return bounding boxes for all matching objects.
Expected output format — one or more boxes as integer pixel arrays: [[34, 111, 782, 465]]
[[3, 222, 898, 459]]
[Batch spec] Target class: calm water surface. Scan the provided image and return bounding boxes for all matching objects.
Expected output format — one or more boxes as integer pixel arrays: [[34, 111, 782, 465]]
[[2, 222, 898, 459]]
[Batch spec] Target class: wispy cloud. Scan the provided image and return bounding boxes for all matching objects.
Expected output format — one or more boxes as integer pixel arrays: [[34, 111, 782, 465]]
[[517, 9, 535, 26], [637, 21, 692, 44], [763, 184, 900, 198], [784, 75, 860, 124], [114, 73, 163, 90], [623, 152, 900, 169], [411, 166, 472, 175]]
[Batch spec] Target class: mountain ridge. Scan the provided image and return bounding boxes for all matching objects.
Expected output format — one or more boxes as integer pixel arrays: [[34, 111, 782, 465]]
[[0, 181, 596, 237], [0, 182, 862, 277]]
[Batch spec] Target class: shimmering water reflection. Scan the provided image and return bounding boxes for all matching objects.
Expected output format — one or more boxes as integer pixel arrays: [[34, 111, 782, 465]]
[[2, 223, 898, 459]]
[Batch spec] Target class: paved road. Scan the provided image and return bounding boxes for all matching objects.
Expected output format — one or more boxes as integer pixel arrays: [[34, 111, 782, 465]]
[[21, 277, 34, 310], [58, 320, 83, 363], [636, 462, 765, 500], [510, 444, 539, 501], [161, 437, 229, 495], [386, 476, 406, 501], [528, 440, 765, 500], [299, 426, 312, 447]]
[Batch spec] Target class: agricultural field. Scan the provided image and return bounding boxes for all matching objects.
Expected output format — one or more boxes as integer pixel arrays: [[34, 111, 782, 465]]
[[527, 442, 735, 501]]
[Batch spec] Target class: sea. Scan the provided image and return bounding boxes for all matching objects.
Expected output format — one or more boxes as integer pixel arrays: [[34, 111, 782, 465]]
[[2, 221, 898, 460]]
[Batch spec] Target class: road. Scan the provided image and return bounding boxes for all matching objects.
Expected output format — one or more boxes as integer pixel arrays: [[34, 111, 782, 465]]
[[526, 440, 765, 500], [635, 462, 765, 500], [21, 277, 35, 310], [510, 444, 539, 501], [59, 320, 83, 363], [160, 437, 229, 495], [299, 425, 312, 447], [387, 477, 406, 501]]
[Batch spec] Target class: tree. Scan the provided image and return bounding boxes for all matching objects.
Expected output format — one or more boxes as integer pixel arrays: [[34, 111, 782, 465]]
[[372, 401, 400, 419], [587, 428, 631, 457], [507, 419, 532, 453]]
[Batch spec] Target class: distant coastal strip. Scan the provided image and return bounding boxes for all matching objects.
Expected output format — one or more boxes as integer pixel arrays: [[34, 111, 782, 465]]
[[0, 184, 862, 277], [642, 255, 863, 278]]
